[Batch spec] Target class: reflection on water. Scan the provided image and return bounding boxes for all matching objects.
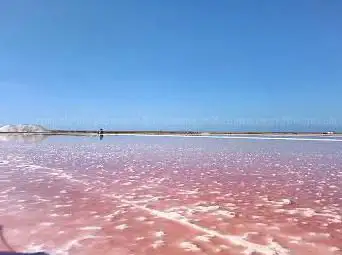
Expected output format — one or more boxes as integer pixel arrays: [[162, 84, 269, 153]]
[[0, 134, 104, 143], [0, 134, 49, 143]]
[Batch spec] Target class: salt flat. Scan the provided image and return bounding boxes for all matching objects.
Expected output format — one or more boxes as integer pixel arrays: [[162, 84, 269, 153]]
[[0, 136, 341, 255]]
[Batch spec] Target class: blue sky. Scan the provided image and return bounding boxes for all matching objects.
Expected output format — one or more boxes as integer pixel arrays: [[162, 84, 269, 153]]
[[0, 1, 341, 131]]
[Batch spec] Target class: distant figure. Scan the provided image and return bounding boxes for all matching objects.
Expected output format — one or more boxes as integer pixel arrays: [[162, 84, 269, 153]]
[[98, 129, 104, 140]]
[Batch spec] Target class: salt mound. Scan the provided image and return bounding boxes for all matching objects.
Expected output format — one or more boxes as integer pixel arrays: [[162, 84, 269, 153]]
[[0, 124, 48, 133]]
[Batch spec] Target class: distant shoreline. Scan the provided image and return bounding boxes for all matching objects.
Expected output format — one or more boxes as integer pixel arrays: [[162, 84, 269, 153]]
[[0, 131, 340, 136]]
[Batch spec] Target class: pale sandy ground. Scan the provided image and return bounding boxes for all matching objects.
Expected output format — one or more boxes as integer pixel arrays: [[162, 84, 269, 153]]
[[0, 136, 341, 255]]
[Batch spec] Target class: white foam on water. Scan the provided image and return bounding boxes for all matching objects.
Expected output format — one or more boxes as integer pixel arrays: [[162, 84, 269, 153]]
[[0, 160, 9, 165], [193, 205, 220, 213], [79, 226, 102, 230], [209, 191, 221, 194], [0, 187, 15, 194], [54, 238, 81, 255], [277, 198, 293, 206], [29, 152, 330, 255], [194, 235, 211, 242], [53, 234, 102, 255], [135, 216, 147, 221], [219, 244, 229, 250], [329, 247, 341, 252], [55, 204, 72, 208], [115, 224, 128, 230], [179, 241, 201, 252], [132, 196, 162, 204], [24, 243, 45, 253], [155, 231, 165, 238], [125, 201, 290, 255], [40, 222, 54, 227], [151, 239, 165, 249], [274, 207, 342, 223], [178, 189, 199, 195], [215, 210, 236, 219]]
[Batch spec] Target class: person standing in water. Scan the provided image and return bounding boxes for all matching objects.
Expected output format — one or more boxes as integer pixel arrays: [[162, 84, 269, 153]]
[[98, 128, 104, 140]]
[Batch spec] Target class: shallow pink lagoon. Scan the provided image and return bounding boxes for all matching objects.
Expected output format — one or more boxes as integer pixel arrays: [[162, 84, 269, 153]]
[[0, 135, 341, 255]]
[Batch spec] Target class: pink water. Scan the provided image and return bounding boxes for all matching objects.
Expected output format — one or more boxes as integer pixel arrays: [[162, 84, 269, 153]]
[[0, 135, 341, 255]]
